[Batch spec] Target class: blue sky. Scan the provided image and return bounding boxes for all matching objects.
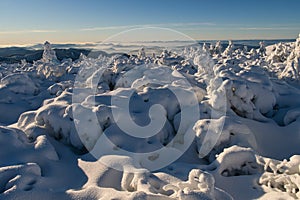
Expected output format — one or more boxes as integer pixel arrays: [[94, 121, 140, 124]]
[[0, 0, 300, 45]]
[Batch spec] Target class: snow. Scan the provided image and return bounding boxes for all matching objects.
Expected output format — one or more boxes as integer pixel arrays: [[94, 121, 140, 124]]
[[1, 36, 300, 199]]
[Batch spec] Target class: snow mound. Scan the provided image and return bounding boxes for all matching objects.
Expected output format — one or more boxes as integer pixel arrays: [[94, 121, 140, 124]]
[[0, 73, 39, 95], [0, 163, 41, 194]]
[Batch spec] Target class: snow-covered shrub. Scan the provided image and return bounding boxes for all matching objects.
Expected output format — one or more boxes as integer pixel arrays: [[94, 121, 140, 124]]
[[259, 155, 300, 199], [155, 49, 184, 67], [19, 86, 180, 153], [47, 81, 73, 96], [206, 145, 261, 176], [210, 63, 276, 119], [280, 34, 300, 80], [36, 62, 66, 79], [163, 169, 233, 199], [267, 42, 290, 64]]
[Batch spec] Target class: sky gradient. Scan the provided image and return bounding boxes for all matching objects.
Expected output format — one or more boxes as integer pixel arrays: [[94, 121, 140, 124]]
[[0, 0, 300, 45]]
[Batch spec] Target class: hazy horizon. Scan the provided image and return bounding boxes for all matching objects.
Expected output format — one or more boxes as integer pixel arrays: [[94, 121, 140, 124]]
[[1, 0, 300, 46], [1, 31, 298, 47], [0, 38, 296, 49]]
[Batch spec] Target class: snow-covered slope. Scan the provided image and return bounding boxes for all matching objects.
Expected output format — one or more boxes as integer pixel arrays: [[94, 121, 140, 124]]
[[0, 36, 300, 199]]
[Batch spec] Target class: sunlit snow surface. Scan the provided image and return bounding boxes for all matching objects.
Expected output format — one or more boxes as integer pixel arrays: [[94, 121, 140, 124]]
[[0, 36, 300, 199]]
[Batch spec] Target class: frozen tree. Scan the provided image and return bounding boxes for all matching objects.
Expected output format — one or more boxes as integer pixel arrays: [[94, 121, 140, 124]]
[[79, 52, 87, 61], [267, 42, 289, 63], [280, 35, 300, 80], [222, 40, 234, 56], [202, 43, 209, 53], [250, 48, 258, 60], [152, 52, 156, 59], [243, 45, 248, 53], [296, 33, 300, 47], [42, 41, 58, 63], [215, 41, 222, 55], [258, 41, 266, 57], [295, 33, 300, 57], [36, 41, 66, 79], [209, 44, 215, 55], [137, 47, 146, 59], [161, 49, 170, 58]]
